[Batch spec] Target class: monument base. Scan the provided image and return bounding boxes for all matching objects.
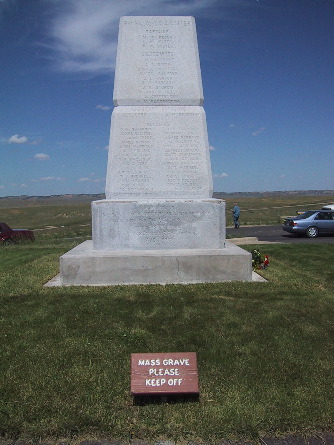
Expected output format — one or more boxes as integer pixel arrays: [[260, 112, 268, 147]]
[[92, 198, 225, 250], [57, 240, 252, 286]]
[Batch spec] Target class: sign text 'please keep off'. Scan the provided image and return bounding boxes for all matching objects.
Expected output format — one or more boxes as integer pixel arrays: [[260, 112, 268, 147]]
[[131, 352, 199, 395]]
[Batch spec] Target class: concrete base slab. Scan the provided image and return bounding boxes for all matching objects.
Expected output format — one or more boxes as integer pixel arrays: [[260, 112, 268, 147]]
[[49, 240, 254, 286], [45, 270, 266, 287]]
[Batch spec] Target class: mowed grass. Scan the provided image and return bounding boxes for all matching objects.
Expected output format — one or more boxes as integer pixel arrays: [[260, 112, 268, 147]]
[[1, 241, 334, 443]]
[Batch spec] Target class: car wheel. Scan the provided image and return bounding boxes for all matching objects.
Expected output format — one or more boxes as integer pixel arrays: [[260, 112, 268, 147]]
[[306, 226, 319, 238], [3, 238, 15, 246]]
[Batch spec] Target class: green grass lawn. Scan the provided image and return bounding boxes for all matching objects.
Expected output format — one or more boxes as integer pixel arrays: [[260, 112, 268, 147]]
[[1, 241, 333, 443]]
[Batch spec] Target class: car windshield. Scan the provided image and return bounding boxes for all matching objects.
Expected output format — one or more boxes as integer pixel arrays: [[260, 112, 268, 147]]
[[295, 211, 318, 220]]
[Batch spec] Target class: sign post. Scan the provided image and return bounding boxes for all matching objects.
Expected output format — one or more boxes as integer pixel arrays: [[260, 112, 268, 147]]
[[131, 352, 199, 396]]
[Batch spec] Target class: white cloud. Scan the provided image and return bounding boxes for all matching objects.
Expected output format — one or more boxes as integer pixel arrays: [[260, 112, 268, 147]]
[[40, 176, 54, 181], [96, 104, 112, 111], [34, 153, 50, 160], [8, 134, 28, 144], [31, 176, 64, 182], [78, 176, 104, 183], [213, 172, 229, 178], [7, 134, 42, 145], [29, 138, 43, 145], [209, 145, 215, 151], [251, 127, 266, 137], [44, 0, 219, 74]]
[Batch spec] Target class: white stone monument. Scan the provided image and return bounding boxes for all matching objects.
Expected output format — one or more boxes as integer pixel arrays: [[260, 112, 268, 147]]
[[58, 16, 252, 285]]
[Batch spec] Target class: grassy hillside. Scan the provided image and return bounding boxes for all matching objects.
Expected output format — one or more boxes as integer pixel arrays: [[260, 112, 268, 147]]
[[1, 192, 333, 238], [223, 194, 334, 226]]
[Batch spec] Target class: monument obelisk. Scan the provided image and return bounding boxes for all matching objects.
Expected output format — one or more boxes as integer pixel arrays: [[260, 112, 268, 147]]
[[59, 16, 252, 285]]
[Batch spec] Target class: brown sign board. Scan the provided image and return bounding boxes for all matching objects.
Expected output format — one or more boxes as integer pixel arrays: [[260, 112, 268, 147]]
[[131, 352, 199, 395]]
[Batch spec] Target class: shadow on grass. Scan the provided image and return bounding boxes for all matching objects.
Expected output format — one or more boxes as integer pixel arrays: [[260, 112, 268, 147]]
[[132, 393, 200, 406]]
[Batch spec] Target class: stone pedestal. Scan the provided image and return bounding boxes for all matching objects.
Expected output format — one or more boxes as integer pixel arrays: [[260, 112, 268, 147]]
[[92, 199, 225, 251], [60, 241, 252, 286], [57, 16, 252, 286]]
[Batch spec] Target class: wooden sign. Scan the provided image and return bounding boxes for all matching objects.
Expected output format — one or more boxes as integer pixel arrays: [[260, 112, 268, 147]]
[[131, 352, 199, 395]]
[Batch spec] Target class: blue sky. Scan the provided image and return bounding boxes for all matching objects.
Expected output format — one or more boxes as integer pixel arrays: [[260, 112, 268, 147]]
[[1, 0, 333, 197]]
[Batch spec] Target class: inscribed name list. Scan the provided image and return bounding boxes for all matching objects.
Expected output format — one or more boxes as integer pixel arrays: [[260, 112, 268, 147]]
[[113, 16, 203, 106], [105, 106, 213, 199], [92, 199, 225, 250]]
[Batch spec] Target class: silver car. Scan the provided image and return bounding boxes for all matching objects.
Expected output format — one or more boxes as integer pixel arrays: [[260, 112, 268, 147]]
[[322, 204, 334, 210], [282, 210, 334, 238]]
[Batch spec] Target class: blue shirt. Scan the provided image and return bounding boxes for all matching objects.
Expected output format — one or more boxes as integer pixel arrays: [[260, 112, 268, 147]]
[[233, 205, 240, 217]]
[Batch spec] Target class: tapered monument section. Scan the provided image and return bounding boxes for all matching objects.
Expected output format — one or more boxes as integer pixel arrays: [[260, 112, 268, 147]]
[[59, 16, 252, 285]]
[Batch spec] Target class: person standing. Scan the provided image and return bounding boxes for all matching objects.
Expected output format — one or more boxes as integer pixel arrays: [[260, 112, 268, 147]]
[[232, 202, 240, 228]]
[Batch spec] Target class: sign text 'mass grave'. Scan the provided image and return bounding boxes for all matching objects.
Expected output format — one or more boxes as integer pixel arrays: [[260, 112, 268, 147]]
[[131, 352, 199, 395]]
